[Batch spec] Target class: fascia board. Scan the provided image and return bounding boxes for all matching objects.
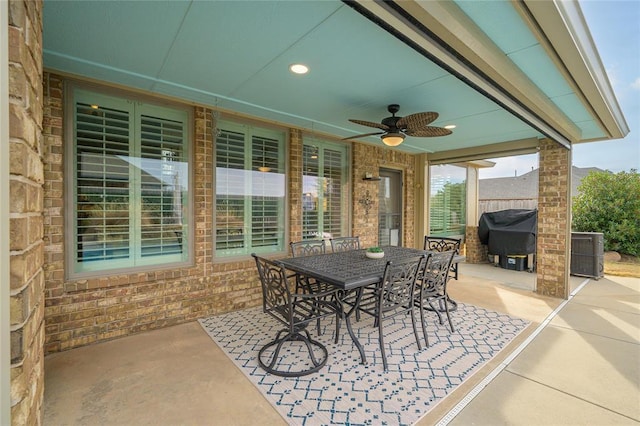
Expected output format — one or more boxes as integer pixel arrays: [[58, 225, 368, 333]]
[[396, 0, 581, 142], [428, 138, 540, 164], [350, 0, 574, 148], [522, 0, 629, 140]]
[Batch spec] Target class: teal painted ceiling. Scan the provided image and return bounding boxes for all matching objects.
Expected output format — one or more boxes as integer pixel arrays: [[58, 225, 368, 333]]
[[42, 0, 608, 155]]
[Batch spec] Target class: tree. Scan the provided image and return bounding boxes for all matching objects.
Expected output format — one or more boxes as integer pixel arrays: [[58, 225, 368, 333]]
[[572, 169, 640, 256], [430, 182, 466, 235]]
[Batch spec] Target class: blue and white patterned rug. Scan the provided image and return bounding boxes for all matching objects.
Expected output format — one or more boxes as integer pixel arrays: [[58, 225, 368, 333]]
[[199, 303, 529, 425]]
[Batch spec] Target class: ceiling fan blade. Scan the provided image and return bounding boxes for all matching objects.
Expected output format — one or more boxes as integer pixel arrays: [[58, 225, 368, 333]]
[[348, 119, 389, 131], [396, 112, 439, 129], [404, 126, 452, 137], [341, 131, 385, 141]]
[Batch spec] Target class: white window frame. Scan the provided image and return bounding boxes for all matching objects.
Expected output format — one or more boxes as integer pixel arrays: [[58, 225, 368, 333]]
[[65, 84, 193, 279], [214, 120, 287, 258], [302, 137, 350, 240], [429, 164, 467, 236]]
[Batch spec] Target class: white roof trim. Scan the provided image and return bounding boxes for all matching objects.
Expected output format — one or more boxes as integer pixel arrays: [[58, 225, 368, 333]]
[[351, 0, 573, 148], [522, 0, 629, 140]]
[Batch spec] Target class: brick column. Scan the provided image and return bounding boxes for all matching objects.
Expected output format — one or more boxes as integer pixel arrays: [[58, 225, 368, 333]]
[[536, 139, 571, 298], [8, 0, 45, 423], [288, 129, 303, 243], [465, 225, 487, 263]]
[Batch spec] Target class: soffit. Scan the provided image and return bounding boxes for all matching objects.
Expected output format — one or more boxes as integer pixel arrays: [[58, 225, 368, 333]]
[[42, 0, 625, 158]]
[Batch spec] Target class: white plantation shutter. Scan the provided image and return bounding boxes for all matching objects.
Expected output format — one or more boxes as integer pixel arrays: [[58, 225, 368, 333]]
[[139, 109, 187, 258], [302, 144, 320, 238], [215, 129, 246, 251], [75, 98, 133, 266], [215, 122, 285, 256], [323, 147, 344, 237], [71, 89, 190, 275], [302, 140, 348, 239], [251, 135, 282, 248]]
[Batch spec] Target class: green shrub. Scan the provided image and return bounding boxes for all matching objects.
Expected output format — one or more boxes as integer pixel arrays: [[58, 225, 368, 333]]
[[572, 169, 640, 256]]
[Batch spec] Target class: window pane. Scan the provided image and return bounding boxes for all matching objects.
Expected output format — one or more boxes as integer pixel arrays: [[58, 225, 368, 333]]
[[216, 130, 246, 251], [72, 90, 190, 275], [323, 148, 344, 237], [429, 164, 466, 236], [302, 140, 348, 239], [251, 136, 282, 248], [302, 144, 320, 239], [215, 123, 285, 256], [140, 114, 187, 258], [76, 102, 132, 264]]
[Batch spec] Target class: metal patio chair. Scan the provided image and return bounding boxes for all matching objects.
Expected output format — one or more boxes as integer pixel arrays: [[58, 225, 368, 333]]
[[329, 236, 361, 252], [414, 250, 457, 347], [252, 254, 341, 377], [352, 254, 427, 371], [423, 235, 463, 280], [290, 239, 326, 257], [289, 239, 339, 339]]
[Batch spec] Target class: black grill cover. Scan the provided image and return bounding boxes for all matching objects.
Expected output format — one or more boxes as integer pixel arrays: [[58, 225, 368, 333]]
[[478, 209, 537, 255]]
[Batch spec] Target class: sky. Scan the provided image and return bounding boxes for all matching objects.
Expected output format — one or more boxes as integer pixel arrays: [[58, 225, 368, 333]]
[[480, 0, 640, 179]]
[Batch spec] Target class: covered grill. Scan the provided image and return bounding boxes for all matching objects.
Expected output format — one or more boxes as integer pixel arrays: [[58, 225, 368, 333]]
[[478, 209, 537, 270]]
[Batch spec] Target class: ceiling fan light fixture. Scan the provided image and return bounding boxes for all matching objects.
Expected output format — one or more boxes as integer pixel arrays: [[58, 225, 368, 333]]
[[381, 132, 405, 146], [444, 124, 456, 129]]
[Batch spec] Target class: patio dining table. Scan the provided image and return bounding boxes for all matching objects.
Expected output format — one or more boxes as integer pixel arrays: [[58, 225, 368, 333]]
[[279, 245, 428, 365]]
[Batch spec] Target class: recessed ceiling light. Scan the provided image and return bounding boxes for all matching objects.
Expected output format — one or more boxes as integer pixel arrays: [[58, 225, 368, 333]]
[[289, 63, 309, 75], [444, 124, 456, 129]]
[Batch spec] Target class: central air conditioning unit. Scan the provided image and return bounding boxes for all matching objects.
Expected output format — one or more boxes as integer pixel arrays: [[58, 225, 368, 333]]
[[570, 232, 604, 280]]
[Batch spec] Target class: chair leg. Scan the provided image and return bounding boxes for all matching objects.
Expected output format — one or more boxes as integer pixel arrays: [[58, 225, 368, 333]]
[[378, 316, 388, 372], [257, 329, 329, 377], [429, 299, 444, 325], [419, 301, 429, 347], [444, 297, 455, 332], [334, 304, 341, 344], [410, 308, 422, 351], [262, 329, 288, 371]]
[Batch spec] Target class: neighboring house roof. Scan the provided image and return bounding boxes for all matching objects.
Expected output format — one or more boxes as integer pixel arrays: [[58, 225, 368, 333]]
[[479, 166, 605, 200]]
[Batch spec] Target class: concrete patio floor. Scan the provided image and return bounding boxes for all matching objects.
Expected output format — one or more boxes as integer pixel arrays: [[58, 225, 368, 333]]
[[43, 264, 639, 425]]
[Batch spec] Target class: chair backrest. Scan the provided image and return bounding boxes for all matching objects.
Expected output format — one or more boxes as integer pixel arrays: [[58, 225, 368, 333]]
[[420, 250, 455, 296], [330, 236, 360, 252], [378, 255, 427, 314], [290, 239, 326, 257], [252, 254, 292, 326], [423, 236, 461, 254]]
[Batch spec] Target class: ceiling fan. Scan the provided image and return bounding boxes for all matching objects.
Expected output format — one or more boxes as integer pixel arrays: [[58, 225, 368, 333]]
[[342, 104, 452, 146]]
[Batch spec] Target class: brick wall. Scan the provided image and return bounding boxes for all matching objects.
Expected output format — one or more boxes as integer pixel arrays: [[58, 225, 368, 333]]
[[9, 0, 45, 423], [536, 139, 570, 298], [42, 79, 263, 352], [352, 143, 415, 248], [41, 78, 418, 354], [464, 225, 487, 263], [288, 129, 303, 243]]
